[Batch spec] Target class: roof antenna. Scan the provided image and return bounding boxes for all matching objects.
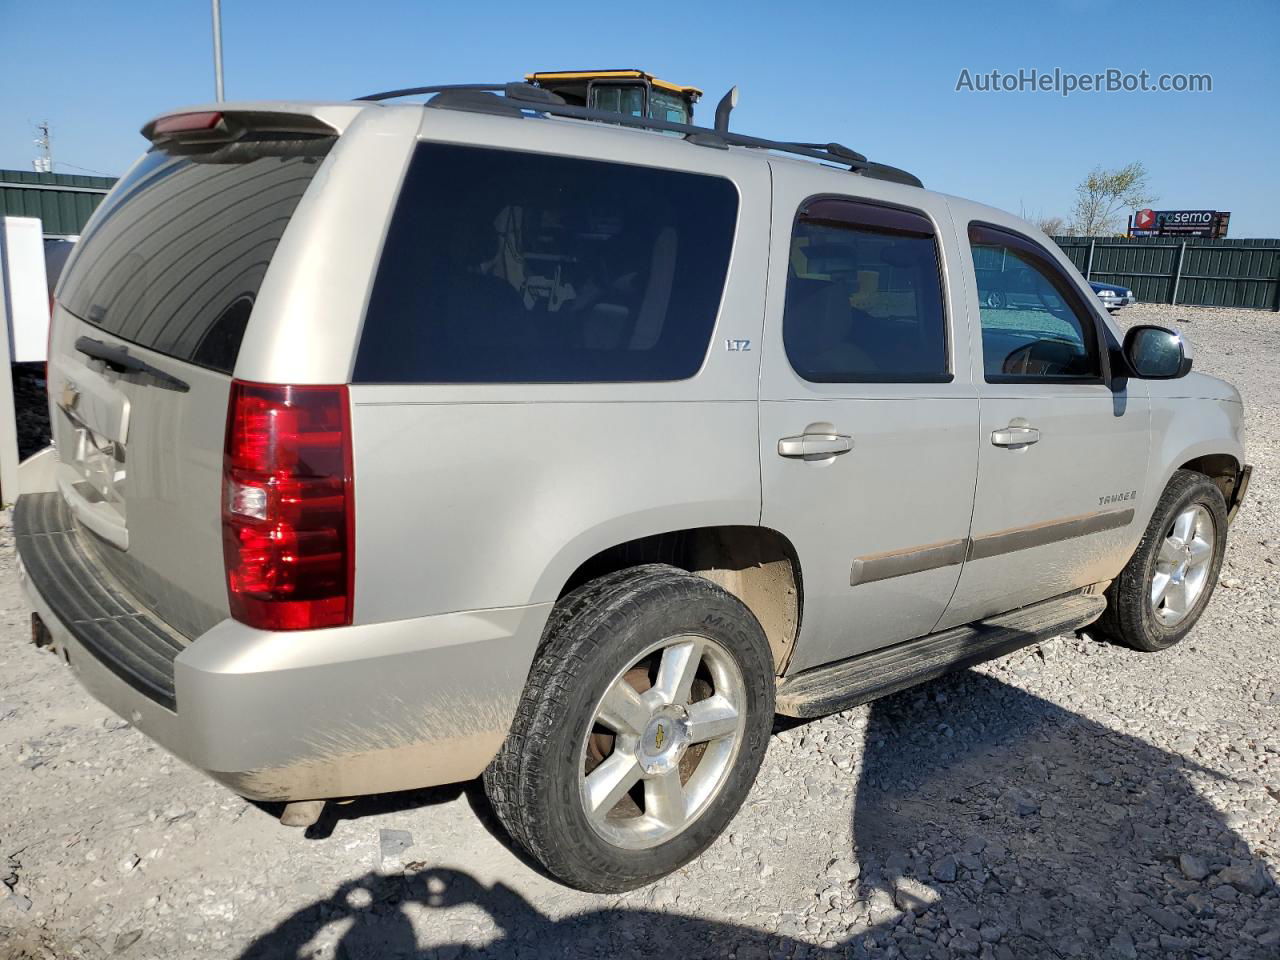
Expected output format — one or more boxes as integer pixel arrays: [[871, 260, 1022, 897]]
[[714, 85, 738, 133], [32, 120, 53, 173]]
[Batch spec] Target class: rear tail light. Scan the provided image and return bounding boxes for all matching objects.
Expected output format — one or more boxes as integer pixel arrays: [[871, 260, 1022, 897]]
[[222, 380, 354, 630]]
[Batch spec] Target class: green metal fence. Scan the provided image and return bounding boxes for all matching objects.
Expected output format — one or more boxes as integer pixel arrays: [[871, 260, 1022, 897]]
[[1052, 236, 1280, 311], [0, 169, 116, 238]]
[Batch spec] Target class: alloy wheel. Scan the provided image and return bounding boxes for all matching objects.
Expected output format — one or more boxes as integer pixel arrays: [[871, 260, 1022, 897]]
[[1151, 504, 1215, 626], [578, 634, 747, 850]]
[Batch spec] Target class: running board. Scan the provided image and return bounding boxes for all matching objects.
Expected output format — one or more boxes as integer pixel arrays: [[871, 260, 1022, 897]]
[[775, 593, 1107, 719]]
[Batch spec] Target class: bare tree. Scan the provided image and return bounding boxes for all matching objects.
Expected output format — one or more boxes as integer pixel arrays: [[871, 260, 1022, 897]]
[[1071, 162, 1156, 236], [1017, 203, 1071, 238], [1035, 214, 1069, 237]]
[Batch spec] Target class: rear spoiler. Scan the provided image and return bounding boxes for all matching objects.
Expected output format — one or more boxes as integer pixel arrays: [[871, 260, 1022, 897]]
[[141, 101, 369, 145]]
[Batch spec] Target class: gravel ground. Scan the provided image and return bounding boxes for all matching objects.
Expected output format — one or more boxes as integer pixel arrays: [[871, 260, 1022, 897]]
[[1, 303, 1277, 959]]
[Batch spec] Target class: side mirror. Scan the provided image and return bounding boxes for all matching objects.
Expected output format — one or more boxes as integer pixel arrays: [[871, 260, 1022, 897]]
[[1122, 325, 1192, 379]]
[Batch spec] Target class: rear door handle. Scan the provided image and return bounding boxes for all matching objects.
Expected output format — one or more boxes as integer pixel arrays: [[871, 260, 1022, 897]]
[[991, 425, 1041, 447], [778, 433, 853, 460]]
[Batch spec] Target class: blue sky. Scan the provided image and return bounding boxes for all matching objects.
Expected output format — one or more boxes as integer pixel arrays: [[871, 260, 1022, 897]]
[[2, 0, 1277, 235]]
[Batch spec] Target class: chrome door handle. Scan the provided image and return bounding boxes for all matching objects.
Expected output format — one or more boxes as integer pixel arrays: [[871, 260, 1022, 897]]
[[991, 425, 1041, 447], [778, 433, 853, 460]]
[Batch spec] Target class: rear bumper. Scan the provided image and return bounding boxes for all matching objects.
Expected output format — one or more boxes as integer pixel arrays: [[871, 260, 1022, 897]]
[[16, 492, 551, 801]]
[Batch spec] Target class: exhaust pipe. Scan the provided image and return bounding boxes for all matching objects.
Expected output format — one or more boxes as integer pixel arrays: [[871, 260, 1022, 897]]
[[715, 86, 739, 133]]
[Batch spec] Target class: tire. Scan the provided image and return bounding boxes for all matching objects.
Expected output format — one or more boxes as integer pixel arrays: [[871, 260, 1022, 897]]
[[1096, 469, 1228, 652], [483, 564, 775, 892]]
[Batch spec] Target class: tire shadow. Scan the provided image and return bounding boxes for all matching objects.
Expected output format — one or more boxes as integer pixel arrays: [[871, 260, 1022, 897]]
[[235, 671, 1279, 959]]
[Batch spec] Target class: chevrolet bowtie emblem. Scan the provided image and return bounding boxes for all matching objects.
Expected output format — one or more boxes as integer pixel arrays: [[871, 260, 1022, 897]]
[[654, 723, 665, 750]]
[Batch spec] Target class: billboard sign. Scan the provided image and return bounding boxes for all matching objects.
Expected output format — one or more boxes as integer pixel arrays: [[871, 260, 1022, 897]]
[[1130, 209, 1230, 238]]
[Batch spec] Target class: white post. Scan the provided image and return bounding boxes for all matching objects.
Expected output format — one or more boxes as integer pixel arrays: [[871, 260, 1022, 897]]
[[212, 0, 226, 102], [1171, 241, 1187, 306], [0, 226, 22, 505]]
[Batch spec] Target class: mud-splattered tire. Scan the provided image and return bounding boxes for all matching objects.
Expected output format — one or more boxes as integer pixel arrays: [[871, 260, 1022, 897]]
[[483, 564, 775, 893], [1096, 470, 1228, 652]]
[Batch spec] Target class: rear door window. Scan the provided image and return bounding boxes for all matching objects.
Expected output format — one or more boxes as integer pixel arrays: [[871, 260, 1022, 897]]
[[783, 198, 949, 382], [353, 143, 739, 383], [57, 142, 330, 374]]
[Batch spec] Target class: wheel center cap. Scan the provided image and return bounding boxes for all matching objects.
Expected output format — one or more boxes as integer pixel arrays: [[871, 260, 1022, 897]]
[[639, 708, 690, 775]]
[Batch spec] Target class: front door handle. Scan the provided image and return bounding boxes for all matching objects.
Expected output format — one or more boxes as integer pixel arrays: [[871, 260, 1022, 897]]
[[991, 424, 1041, 447], [778, 433, 853, 460]]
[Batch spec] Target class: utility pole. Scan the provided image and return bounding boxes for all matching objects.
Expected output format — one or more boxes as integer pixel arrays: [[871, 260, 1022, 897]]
[[32, 121, 52, 173], [211, 0, 225, 102]]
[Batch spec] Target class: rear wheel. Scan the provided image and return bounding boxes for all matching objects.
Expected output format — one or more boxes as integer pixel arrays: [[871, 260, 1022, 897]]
[[1097, 470, 1228, 651], [483, 564, 775, 892]]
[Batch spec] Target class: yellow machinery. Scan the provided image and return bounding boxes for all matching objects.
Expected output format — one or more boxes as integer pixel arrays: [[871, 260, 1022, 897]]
[[526, 69, 703, 124]]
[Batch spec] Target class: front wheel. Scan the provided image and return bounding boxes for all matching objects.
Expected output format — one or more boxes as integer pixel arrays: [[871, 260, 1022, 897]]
[[1097, 470, 1229, 651], [483, 565, 775, 892]]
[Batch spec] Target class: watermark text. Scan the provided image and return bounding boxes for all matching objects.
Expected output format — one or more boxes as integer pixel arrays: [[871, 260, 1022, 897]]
[[955, 67, 1212, 97]]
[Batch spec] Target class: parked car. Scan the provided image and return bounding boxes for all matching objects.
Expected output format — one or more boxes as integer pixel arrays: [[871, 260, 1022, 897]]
[[1090, 279, 1137, 312], [978, 270, 1136, 315], [977, 270, 1136, 315], [17, 88, 1250, 893]]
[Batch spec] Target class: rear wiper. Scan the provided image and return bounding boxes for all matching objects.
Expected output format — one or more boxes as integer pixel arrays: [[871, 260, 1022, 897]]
[[74, 337, 190, 392]]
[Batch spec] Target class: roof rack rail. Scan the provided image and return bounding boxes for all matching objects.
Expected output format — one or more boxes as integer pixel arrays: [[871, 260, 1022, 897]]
[[357, 82, 566, 104], [355, 82, 922, 188]]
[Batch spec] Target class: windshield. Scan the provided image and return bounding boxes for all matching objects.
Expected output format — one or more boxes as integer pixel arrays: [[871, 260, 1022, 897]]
[[590, 83, 646, 117]]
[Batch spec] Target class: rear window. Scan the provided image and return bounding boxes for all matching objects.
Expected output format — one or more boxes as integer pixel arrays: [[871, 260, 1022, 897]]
[[353, 143, 739, 384], [57, 141, 330, 374]]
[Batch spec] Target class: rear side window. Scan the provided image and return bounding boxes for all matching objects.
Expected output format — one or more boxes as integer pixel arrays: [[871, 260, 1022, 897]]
[[353, 143, 739, 384], [783, 198, 948, 383], [58, 142, 330, 374]]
